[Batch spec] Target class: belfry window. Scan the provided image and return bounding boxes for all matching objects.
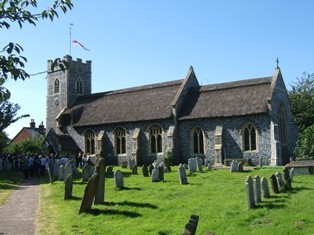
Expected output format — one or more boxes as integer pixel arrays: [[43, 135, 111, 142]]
[[114, 128, 126, 155], [54, 78, 60, 93], [84, 130, 95, 154], [242, 123, 258, 152], [76, 79, 83, 94], [148, 124, 162, 154]]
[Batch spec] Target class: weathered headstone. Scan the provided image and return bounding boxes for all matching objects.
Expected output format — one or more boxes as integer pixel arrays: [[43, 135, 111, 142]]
[[58, 165, 64, 181], [151, 169, 159, 182], [261, 177, 270, 198], [53, 160, 61, 178], [94, 158, 105, 205], [188, 158, 197, 174], [254, 176, 261, 203], [196, 157, 203, 172], [183, 163, 188, 169], [275, 172, 285, 192], [178, 164, 188, 185], [158, 165, 164, 181], [106, 166, 113, 174], [183, 214, 199, 235], [289, 167, 295, 182], [64, 162, 72, 184], [78, 173, 99, 214], [64, 174, 73, 200], [237, 161, 244, 172], [128, 159, 135, 169], [163, 158, 172, 172], [132, 165, 138, 174], [114, 170, 124, 189], [89, 165, 95, 177], [230, 160, 239, 172], [121, 161, 128, 168], [82, 164, 90, 182], [270, 174, 279, 194], [283, 167, 292, 190], [148, 165, 154, 175], [246, 176, 255, 209], [142, 165, 149, 177], [47, 166, 53, 184]]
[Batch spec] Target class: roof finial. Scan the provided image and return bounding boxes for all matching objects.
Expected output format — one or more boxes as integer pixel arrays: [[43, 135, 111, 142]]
[[189, 65, 194, 71], [276, 58, 280, 69]]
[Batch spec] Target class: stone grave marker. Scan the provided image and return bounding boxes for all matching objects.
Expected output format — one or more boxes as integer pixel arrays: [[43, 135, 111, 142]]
[[163, 158, 172, 172], [64, 162, 72, 184], [53, 160, 61, 178], [47, 166, 53, 184], [178, 164, 188, 185], [196, 157, 203, 172], [128, 159, 135, 169], [64, 174, 73, 200], [106, 165, 113, 175], [283, 167, 292, 190], [254, 176, 261, 203], [151, 169, 159, 182], [237, 161, 244, 172], [121, 161, 128, 168], [142, 165, 149, 177], [270, 174, 279, 194], [188, 158, 197, 174], [114, 170, 124, 189], [289, 167, 295, 182], [58, 165, 64, 181], [230, 160, 239, 172], [82, 164, 90, 182], [95, 157, 105, 205], [89, 165, 95, 177], [78, 173, 99, 214], [158, 165, 164, 181], [246, 176, 255, 209], [183, 163, 188, 169], [183, 214, 199, 235], [148, 165, 154, 175], [275, 172, 285, 192], [261, 177, 270, 198], [132, 165, 138, 174]]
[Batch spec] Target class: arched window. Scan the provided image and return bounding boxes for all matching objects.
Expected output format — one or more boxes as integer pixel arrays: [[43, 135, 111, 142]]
[[278, 104, 287, 144], [54, 78, 60, 93], [191, 127, 205, 154], [114, 127, 126, 155], [76, 79, 83, 94], [242, 123, 258, 152], [148, 124, 162, 154], [84, 130, 95, 154]]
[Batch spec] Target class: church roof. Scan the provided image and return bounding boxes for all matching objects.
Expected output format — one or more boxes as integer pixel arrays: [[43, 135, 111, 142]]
[[64, 79, 183, 126], [178, 77, 273, 120]]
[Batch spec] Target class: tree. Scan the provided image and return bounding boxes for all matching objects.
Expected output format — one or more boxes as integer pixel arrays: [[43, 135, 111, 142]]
[[4, 135, 45, 155], [294, 124, 314, 160], [0, 0, 73, 132]]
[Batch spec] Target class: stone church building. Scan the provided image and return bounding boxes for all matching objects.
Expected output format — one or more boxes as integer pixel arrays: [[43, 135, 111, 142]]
[[44, 55, 297, 166]]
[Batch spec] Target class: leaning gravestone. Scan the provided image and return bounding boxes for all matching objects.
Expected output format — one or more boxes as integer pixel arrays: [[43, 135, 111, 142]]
[[275, 172, 285, 192], [270, 174, 279, 194], [183, 214, 199, 235], [178, 164, 188, 185], [59, 165, 64, 181], [94, 158, 105, 205], [158, 165, 164, 181], [64, 174, 73, 200], [64, 162, 72, 184], [151, 169, 159, 182], [142, 165, 149, 177], [163, 158, 172, 172], [246, 176, 255, 209], [261, 177, 270, 198], [114, 170, 124, 189], [82, 164, 90, 182], [188, 158, 197, 174], [132, 165, 138, 174], [78, 173, 99, 214], [254, 176, 261, 203], [196, 157, 203, 172]]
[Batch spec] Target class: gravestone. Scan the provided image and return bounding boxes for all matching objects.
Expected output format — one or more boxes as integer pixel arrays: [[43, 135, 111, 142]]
[[47, 166, 53, 184], [237, 161, 244, 172], [64, 162, 72, 184], [82, 164, 90, 182], [246, 176, 255, 209], [275, 172, 285, 192], [148, 165, 154, 175], [151, 169, 159, 182], [128, 159, 135, 169], [204, 159, 209, 167], [183, 214, 199, 235], [106, 166, 113, 174], [163, 158, 172, 172], [142, 165, 149, 177], [58, 165, 64, 181], [289, 167, 295, 182], [178, 164, 188, 185], [188, 158, 197, 174], [114, 170, 124, 189], [270, 174, 279, 194], [196, 157, 203, 172], [230, 160, 239, 172], [89, 165, 95, 177], [183, 163, 188, 169], [64, 174, 73, 200], [254, 176, 261, 203], [283, 167, 292, 190], [132, 165, 138, 174], [53, 160, 60, 178], [158, 165, 164, 181], [261, 177, 270, 198], [152, 160, 161, 169], [121, 161, 128, 168], [94, 157, 105, 205], [78, 173, 99, 214]]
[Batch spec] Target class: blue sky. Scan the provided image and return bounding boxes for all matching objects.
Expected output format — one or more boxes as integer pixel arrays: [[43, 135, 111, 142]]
[[2, 0, 314, 138]]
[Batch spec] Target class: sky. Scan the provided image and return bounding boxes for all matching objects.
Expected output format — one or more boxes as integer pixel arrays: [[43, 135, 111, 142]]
[[2, 0, 314, 139]]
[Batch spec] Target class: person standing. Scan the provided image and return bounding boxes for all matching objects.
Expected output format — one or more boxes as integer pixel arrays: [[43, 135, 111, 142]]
[[39, 155, 48, 178]]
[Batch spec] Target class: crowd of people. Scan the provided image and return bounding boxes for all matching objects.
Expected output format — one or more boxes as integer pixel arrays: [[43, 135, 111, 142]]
[[0, 152, 93, 179]]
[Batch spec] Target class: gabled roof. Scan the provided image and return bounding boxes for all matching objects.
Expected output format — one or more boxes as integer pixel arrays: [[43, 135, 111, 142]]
[[10, 127, 46, 144], [63, 79, 184, 126], [178, 76, 273, 120]]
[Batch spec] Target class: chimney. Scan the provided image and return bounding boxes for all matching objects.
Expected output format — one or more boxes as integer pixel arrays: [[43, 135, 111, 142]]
[[39, 121, 45, 132], [30, 119, 36, 128]]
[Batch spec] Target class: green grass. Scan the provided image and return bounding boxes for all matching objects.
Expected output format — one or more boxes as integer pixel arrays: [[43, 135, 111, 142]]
[[0, 171, 23, 206], [36, 166, 314, 235]]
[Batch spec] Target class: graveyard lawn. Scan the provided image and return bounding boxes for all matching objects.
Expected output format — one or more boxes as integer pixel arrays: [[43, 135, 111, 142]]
[[0, 171, 23, 206], [36, 167, 314, 235]]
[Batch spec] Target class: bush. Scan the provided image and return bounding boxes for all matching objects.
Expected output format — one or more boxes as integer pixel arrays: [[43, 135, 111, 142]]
[[294, 124, 314, 160]]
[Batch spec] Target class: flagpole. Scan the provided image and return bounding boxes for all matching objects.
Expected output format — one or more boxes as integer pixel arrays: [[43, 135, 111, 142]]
[[69, 23, 73, 56]]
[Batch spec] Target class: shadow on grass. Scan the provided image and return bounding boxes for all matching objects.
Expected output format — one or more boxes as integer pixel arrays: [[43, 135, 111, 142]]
[[0, 184, 18, 190], [67, 195, 82, 201], [256, 201, 287, 209], [87, 208, 142, 218], [105, 200, 158, 209]]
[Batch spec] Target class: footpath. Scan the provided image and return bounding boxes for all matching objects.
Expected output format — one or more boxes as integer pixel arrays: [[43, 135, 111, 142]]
[[0, 177, 40, 235]]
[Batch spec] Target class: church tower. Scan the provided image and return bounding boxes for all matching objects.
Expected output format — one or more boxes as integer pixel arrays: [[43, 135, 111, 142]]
[[46, 55, 92, 134]]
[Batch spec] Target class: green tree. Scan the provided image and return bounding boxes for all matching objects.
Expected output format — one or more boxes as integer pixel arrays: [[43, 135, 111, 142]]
[[5, 135, 45, 155], [294, 124, 314, 160], [0, 130, 10, 152]]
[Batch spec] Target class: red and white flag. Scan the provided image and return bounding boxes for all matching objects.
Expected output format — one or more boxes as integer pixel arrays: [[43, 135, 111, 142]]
[[72, 39, 90, 51]]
